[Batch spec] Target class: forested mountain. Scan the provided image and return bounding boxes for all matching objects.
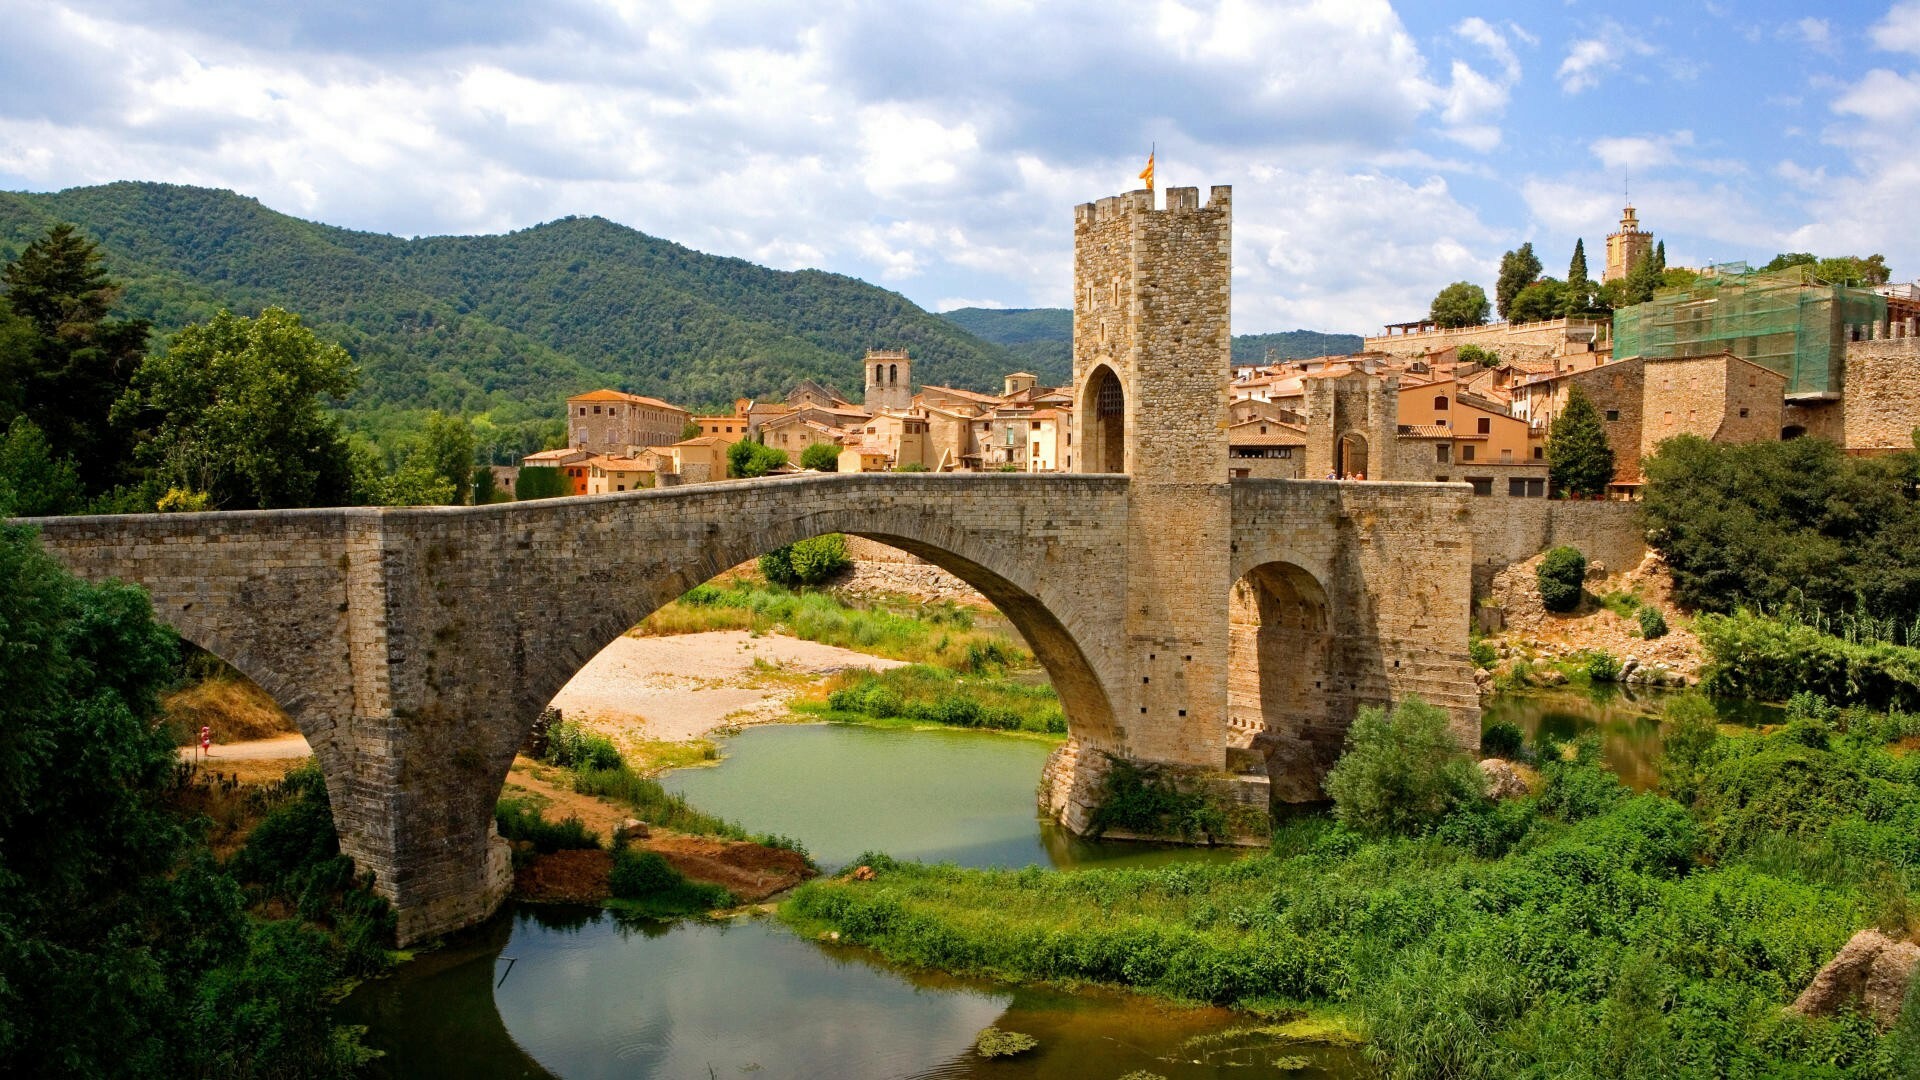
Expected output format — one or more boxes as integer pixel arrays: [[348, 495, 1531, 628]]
[[0, 182, 1013, 413], [942, 307, 1363, 374]]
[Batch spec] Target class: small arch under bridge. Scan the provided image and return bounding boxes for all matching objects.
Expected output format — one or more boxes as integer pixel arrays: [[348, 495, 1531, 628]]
[[20, 472, 1478, 944]]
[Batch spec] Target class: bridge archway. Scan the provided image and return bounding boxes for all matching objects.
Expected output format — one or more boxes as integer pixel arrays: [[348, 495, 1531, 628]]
[[1226, 560, 1337, 803], [1078, 363, 1126, 474]]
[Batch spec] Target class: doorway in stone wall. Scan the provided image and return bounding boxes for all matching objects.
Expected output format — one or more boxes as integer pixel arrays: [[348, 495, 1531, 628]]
[[1080, 364, 1126, 473], [1226, 561, 1335, 803], [1337, 432, 1369, 478]]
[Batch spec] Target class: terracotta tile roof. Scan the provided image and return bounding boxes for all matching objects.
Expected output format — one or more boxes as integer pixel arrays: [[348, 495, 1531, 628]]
[[672, 435, 729, 447], [1397, 424, 1454, 439], [570, 388, 685, 410], [920, 384, 1003, 404], [522, 448, 589, 463], [1227, 420, 1308, 446]]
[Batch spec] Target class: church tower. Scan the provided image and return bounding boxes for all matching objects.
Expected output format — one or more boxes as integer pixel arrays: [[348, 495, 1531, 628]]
[[1604, 204, 1653, 282], [863, 349, 912, 412]]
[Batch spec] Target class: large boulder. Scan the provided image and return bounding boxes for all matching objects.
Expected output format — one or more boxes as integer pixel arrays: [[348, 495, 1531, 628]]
[[1479, 758, 1531, 800], [1789, 929, 1920, 1030]]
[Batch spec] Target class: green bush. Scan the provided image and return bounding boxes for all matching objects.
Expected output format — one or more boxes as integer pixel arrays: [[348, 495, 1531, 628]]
[[1088, 755, 1229, 842], [495, 798, 601, 853], [1657, 694, 1722, 806], [609, 848, 732, 914], [1469, 635, 1498, 669], [1584, 650, 1622, 682], [1637, 604, 1669, 639], [1696, 609, 1920, 710], [1323, 698, 1486, 837], [543, 720, 622, 770], [1537, 546, 1587, 612], [821, 666, 1065, 734], [760, 534, 852, 586], [727, 439, 788, 478], [799, 443, 840, 471], [895, 462, 930, 472], [1481, 720, 1525, 759], [515, 465, 569, 500]]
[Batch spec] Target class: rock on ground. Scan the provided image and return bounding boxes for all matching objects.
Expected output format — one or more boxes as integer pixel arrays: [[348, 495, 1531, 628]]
[[1789, 929, 1920, 1030], [1479, 758, 1531, 799]]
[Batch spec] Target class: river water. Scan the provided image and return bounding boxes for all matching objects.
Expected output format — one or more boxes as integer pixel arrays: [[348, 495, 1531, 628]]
[[344, 721, 1362, 1079]]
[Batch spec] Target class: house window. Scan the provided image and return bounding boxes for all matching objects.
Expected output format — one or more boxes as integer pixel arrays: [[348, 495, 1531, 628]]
[[1533, 446, 1544, 459], [1606, 410, 1620, 422], [1508, 478, 1545, 497], [1031, 421, 1041, 430], [1436, 444, 1450, 463], [1468, 477, 1493, 496], [578, 407, 586, 416], [1434, 396, 1449, 411], [1739, 408, 1749, 418], [1501, 449, 1513, 463], [1462, 444, 1476, 462], [1477, 417, 1491, 434], [594, 406, 602, 414]]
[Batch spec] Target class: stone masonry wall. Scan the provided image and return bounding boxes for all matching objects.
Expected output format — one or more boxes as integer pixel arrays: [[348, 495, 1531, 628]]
[[1464, 498, 1646, 597]]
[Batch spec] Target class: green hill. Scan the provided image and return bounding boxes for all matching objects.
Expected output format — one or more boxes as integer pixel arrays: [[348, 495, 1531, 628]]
[[941, 307, 1363, 373], [0, 182, 1016, 414]]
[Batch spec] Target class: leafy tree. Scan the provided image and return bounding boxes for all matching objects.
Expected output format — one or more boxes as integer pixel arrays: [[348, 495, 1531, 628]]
[[1456, 344, 1499, 367], [681, 419, 704, 441], [1659, 267, 1701, 290], [1816, 254, 1891, 287], [514, 465, 569, 500], [471, 464, 498, 504], [1619, 250, 1665, 306], [1508, 278, 1570, 323], [0, 416, 85, 516], [113, 308, 358, 510], [1537, 546, 1588, 612], [1428, 281, 1490, 329], [759, 534, 852, 586], [800, 442, 840, 471], [0, 223, 150, 493], [416, 411, 476, 505], [727, 439, 788, 479], [1763, 252, 1817, 273], [1642, 435, 1920, 623], [1495, 243, 1542, 321], [1323, 698, 1485, 836], [1546, 386, 1615, 497]]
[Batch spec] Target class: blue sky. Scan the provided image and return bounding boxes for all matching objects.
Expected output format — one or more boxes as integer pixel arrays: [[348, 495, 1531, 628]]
[[2, 1, 1916, 336]]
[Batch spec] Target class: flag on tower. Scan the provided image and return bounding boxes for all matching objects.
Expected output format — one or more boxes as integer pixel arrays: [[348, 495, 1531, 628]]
[[1138, 148, 1155, 191]]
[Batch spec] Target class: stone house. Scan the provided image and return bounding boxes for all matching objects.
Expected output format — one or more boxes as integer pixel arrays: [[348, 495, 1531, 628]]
[[1227, 419, 1306, 478], [1784, 335, 1920, 453], [836, 445, 893, 473], [584, 455, 655, 494], [567, 390, 691, 455], [663, 436, 729, 483]]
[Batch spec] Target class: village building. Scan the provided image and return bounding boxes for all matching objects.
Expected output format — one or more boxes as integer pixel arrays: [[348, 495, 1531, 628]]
[[584, 454, 655, 494], [520, 447, 594, 495], [566, 390, 691, 456], [663, 436, 730, 483]]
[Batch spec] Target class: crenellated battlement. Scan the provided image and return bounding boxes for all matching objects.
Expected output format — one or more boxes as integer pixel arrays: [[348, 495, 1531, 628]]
[[1074, 184, 1231, 225]]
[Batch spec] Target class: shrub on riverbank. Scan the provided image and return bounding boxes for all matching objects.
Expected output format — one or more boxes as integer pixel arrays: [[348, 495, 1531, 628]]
[[609, 848, 731, 914], [1324, 699, 1485, 837], [815, 665, 1066, 734], [783, 712, 1920, 1078], [760, 533, 853, 586], [544, 719, 623, 770], [496, 796, 601, 853], [1537, 546, 1587, 612], [642, 579, 1029, 673], [568, 763, 810, 860], [1696, 609, 1920, 710]]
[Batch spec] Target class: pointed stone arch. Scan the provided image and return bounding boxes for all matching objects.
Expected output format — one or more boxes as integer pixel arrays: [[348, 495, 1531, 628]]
[[1077, 362, 1127, 474]]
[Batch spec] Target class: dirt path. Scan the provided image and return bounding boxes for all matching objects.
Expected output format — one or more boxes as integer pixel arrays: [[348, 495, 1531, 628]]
[[503, 757, 811, 903], [550, 630, 904, 742], [178, 733, 312, 762]]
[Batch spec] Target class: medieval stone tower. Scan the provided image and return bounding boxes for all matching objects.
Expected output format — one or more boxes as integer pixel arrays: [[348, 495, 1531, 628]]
[[863, 349, 913, 412], [1604, 204, 1653, 283], [1069, 184, 1235, 770]]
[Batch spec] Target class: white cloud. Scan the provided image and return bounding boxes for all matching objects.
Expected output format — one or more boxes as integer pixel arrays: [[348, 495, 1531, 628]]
[[1590, 130, 1696, 171], [1832, 68, 1920, 123], [1455, 17, 1520, 82], [1557, 21, 1654, 94], [1873, 1, 1920, 55]]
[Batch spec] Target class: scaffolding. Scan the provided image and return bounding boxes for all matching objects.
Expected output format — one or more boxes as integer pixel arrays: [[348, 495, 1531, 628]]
[[1612, 267, 1887, 396]]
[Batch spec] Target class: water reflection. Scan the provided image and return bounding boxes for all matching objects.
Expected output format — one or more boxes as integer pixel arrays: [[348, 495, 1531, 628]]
[[1482, 686, 1780, 789]]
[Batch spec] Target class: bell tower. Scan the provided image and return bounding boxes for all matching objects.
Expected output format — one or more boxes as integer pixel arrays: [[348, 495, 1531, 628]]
[[863, 349, 912, 412]]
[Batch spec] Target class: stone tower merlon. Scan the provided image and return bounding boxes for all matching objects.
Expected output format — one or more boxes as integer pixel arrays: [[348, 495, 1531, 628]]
[[863, 348, 913, 412], [1070, 184, 1232, 481]]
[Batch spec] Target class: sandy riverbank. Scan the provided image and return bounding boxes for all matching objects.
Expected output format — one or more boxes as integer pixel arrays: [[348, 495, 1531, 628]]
[[549, 630, 905, 743]]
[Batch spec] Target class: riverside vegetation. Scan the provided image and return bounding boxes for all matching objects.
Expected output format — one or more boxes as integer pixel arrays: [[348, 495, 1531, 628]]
[[784, 695, 1920, 1079], [0, 524, 396, 1077]]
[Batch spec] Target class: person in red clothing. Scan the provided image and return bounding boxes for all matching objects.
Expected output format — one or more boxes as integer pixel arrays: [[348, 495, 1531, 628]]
[[199, 725, 213, 760]]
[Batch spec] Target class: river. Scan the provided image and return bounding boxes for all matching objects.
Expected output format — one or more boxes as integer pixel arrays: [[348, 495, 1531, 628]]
[[345, 688, 1752, 1079]]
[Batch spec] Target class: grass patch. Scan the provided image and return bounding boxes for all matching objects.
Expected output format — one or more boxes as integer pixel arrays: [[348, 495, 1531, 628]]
[[638, 579, 1030, 673], [622, 736, 723, 774], [801, 665, 1066, 735], [495, 795, 600, 853], [607, 848, 732, 916], [164, 673, 296, 744], [570, 763, 811, 862]]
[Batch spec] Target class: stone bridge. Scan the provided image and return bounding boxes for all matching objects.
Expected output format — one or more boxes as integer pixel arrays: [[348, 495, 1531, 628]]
[[22, 471, 1477, 943]]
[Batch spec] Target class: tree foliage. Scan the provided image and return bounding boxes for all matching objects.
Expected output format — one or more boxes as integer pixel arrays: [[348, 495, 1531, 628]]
[[800, 442, 841, 471], [0, 526, 380, 1076], [1323, 698, 1485, 836], [113, 308, 358, 510], [727, 439, 788, 479], [514, 465, 569, 500], [759, 533, 852, 587], [1764, 251, 1892, 287], [1509, 277, 1571, 323], [414, 410, 476, 505], [1642, 435, 1920, 625], [1456, 344, 1499, 367], [0, 223, 149, 494], [1495, 243, 1542, 321], [1547, 386, 1615, 497], [1429, 281, 1490, 329], [0, 416, 85, 516]]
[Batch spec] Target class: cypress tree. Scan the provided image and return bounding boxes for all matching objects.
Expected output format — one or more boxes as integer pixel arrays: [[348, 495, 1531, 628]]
[[1568, 239, 1589, 289], [1654, 240, 1667, 272], [1547, 386, 1615, 497]]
